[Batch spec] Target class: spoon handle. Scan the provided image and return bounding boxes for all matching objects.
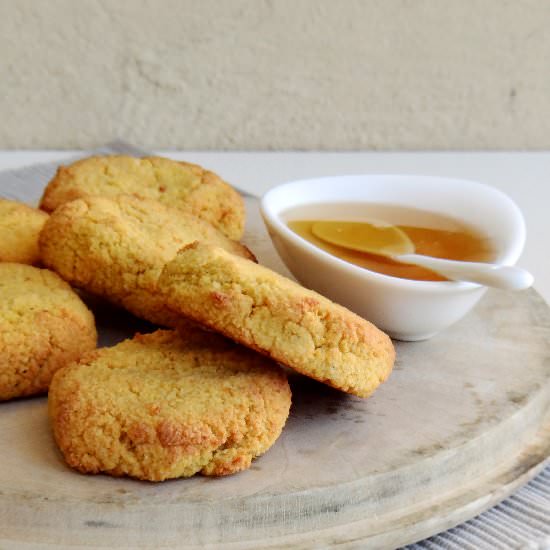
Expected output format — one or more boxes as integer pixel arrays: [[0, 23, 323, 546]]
[[396, 254, 534, 290]]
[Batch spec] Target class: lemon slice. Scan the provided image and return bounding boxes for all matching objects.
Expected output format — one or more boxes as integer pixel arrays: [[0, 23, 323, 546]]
[[311, 221, 415, 256]]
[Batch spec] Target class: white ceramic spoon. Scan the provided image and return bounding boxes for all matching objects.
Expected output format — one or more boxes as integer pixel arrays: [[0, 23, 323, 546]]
[[311, 221, 534, 291]]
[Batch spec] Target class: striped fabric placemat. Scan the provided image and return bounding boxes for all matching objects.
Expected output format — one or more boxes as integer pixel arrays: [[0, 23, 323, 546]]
[[404, 466, 550, 549]]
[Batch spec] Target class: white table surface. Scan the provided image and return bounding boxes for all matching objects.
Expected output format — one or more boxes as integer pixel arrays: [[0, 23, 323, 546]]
[[2, 150, 549, 306]]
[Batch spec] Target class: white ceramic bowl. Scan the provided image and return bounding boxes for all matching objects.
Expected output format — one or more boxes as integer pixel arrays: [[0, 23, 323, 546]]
[[260, 175, 526, 341]]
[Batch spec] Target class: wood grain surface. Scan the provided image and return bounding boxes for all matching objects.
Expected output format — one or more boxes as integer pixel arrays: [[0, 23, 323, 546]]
[[1, 198, 549, 549]]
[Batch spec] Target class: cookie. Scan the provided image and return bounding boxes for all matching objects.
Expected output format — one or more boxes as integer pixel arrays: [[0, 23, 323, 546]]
[[158, 243, 395, 398], [39, 195, 254, 327], [48, 328, 291, 481], [39, 155, 245, 240], [0, 198, 49, 265], [0, 263, 97, 401]]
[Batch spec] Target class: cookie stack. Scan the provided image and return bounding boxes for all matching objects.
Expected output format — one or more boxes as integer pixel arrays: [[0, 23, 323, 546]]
[[0, 155, 395, 482]]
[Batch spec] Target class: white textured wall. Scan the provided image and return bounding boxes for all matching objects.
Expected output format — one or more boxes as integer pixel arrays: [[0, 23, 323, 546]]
[[2, 0, 550, 150]]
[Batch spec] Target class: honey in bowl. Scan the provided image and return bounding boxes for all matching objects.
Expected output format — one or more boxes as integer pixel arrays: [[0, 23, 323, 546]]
[[285, 203, 494, 282]]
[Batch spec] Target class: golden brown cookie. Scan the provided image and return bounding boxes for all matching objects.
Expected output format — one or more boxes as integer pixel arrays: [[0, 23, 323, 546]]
[[39, 155, 245, 240], [48, 328, 291, 481], [158, 243, 395, 398], [0, 198, 49, 265], [39, 195, 254, 327], [0, 263, 97, 401]]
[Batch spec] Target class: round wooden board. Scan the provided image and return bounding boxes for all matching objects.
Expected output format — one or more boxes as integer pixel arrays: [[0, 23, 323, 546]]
[[1, 199, 550, 549]]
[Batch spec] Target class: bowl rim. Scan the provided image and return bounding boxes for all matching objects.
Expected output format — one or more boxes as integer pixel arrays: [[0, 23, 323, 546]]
[[260, 174, 527, 294]]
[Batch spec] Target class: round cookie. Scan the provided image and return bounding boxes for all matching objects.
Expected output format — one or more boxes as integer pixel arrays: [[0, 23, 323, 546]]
[[158, 242, 395, 398], [39, 155, 245, 240], [39, 194, 255, 328], [0, 263, 97, 401], [0, 198, 49, 265], [48, 328, 291, 481]]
